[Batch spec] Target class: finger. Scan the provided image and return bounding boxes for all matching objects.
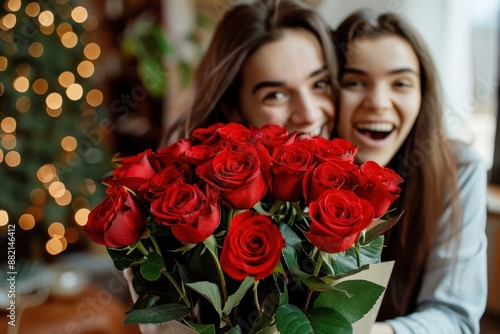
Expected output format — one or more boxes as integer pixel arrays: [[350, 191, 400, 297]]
[[124, 268, 140, 303]]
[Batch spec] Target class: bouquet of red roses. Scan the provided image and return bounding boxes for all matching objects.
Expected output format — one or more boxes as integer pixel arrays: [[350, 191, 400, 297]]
[[83, 123, 402, 334]]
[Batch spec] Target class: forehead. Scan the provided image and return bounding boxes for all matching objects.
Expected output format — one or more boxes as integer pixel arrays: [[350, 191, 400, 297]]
[[241, 28, 325, 83], [346, 35, 419, 73]]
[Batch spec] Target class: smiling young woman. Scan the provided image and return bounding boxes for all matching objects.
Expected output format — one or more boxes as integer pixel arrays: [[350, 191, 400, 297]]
[[335, 9, 488, 334]]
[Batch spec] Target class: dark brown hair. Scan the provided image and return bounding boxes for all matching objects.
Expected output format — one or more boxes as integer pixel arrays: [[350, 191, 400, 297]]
[[334, 9, 460, 318], [162, 0, 337, 145]]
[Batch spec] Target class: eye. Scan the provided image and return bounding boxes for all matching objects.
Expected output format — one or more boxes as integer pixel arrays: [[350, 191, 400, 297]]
[[262, 91, 287, 103], [393, 80, 413, 88], [313, 78, 331, 90], [341, 79, 365, 89]]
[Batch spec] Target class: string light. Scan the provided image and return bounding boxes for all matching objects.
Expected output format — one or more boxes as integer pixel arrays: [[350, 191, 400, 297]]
[[58, 71, 75, 88], [28, 42, 44, 57], [38, 11, 55, 27], [66, 83, 83, 100], [16, 96, 31, 113], [74, 208, 90, 226], [25, 2, 41, 17], [71, 6, 88, 23], [56, 22, 73, 37], [2, 14, 17, 29], [6, 0, 22, 12], [30, 188, 46, 205], [0, 57, 7, 71], [0, 210, 8, 226], [13, 77, 29, 92], [83, 43, 100, 60], [61, 31, 78, 48], [33, 78, 48, 94], [2, 134, 17, 150], [19, 214, 35, 230], [1, 117, 16, 133], [5, 151, 20, 167], [46, 92, 63, 109], [0, 149, 4, 163], [86, 89, 103, 107]]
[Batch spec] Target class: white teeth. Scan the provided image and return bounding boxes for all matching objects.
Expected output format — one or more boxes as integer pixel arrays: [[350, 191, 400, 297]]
[[356, 122, 394, 132]]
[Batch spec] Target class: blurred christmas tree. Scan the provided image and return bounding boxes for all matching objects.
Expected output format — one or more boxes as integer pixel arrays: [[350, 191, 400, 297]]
[[0, 0, 113, 256]]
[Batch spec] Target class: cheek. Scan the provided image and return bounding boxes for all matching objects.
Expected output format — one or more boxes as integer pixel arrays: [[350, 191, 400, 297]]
[[398, 95, 421, 133]]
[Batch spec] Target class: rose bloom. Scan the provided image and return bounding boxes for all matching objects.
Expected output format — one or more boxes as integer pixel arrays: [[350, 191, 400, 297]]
[[220, 211, 285, 280], [303, 161, 349, 204], [151, 183, 220, 244], [107, 149, 161, 191], [271, 140, 315, 202], [83, 186, 147, 248], [196, 143, 270, 209], [306, 188, 374, 253], [354, 161, 403, 218]]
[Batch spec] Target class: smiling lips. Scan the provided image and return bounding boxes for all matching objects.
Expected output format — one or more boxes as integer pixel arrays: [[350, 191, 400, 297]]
[[355, 122, 394, 140]]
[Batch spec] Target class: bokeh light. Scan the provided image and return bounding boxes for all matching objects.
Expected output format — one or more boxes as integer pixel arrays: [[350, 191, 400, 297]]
[[77, 60, 94, 78], [61, 31, 78, 48], [83, 15, 98, 31], [37, 164, 57, 183], [83, 43, 100, 60], [5, 151, 20, 167], [13, 77, 29, 92], [33, 78, 48, 94], [1, 117, 16, 133], [46, 106, 62, 117], [19, 214, 35, 230], [75, 208, 90, 226], [46, 92, 63, 109], [66, 83, 83, 100], [61, 136, 77, 151], [48, 222, 65, 238], [2, 14, 17, 29], [55, 190, 72, 206], [25, 2, 41, 17], [48, 181, 66, 198], [38, 10, 55, 27], [58, 71, 75, 88], [28, 42, 44, 58], [30, 188, 46, 205], [71, 6, 88, 23], [2, 134, 17, 150], [66, 227, 80, 243], [0, 210, 8, 226], [56, 22, 73, 37], [86, 89, 103, 107], [16, 63, 31, 77], [46, 238, 63, 255], [0, 57, 7, 71], [15, 96, 31, 113]]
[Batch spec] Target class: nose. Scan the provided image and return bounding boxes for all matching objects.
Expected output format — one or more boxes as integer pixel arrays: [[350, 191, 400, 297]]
[[289, 92, 325, 125], [364, 85, 392, 111]]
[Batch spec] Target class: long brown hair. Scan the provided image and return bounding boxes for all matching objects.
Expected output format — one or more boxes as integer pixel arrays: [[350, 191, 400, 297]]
[[162, 0, 337, 145], [334, 9, 460, 318]]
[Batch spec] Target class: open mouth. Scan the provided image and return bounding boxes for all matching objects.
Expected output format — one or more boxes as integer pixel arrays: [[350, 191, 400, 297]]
[[355, 122, 394, 140]]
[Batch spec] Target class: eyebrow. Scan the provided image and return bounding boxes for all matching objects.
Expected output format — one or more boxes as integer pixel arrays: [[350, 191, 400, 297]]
[[251, 66, 328, 94], [343, 67, 419, 76]]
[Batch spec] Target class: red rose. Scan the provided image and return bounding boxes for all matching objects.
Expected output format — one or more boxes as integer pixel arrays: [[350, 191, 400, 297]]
[[185, 141, 231, 166], [303, 162, 349, 205], [196, 143, 270, 209], [353, 161, 403, 218], [311, 137, 358, 164], [137, 163, 190, 202], [151, 183, 220, 244], [306, 189, 374, 253], [191, 123, 226, 144], [107, 149, 161, 191], [271, 140, 315, 202], [83, 186, 147, 248], [199, 123, 256, 147], [251, 124, 294, 154], [220, 211, 285, 280], [156, 139, 193, 162]]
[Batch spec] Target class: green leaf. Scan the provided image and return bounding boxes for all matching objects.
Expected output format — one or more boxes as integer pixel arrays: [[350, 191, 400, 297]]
[[289, 268, 347, 293], [249, 315, 274, 334], [275, 304, 352, 334], [186, 281, 222, 316], [124, 303, 190, 324], [107, 247, 144, 270], [279, 223, 302, 249], [314, 279, 385, 323], [362, 213, 403, 245], [188, 322, 216, 334], [223, 276, 254, 315], [332, 237, 384, 275], [225, 325, 243, 333], [140, 252, 165, 281]]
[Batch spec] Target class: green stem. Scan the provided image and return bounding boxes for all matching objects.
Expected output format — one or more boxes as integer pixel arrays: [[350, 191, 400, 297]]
[[149, 234, 161, 255], [269, 200, 285, 214], [161, 269, 191, 307], [355, 243, 361, 268], [253, 280, 263, 316], [304, 251, 324, 312], [205, 236, 228, 303], [135, 240, 149, 256]]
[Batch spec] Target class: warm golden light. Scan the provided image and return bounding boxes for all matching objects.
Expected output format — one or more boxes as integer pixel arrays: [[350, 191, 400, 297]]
[[40, 24, 55, 35], [25, 2, 41, 17], [77, 60, 94, 78], [33, 78, 48, 94], [46, 238, 63, 255], [72, 196, 89, 211], [66, 227, 79, 243], [5, 151, 20, 167], [58, 71, 75, 88], [1, 117, 16, 133], [75, 208, 90, 226], [38, 10, 54, 27], [61, 136, 77, 151], [26, 205, 43, 222], [48, 181, 66, 198], [0, 57, 7, 71], [15, 96, 31, 113], [86, 89, 103, 107], [61, 31, 78, 48], [37, 164, 57, 183], [16, 63, 31, 77], [46, 92, 63, 109], [28, 42, 44, 57], [56, 22, 72, 37], [71, 6, 88, 23], [83, 178, 96, 195], [58, 4, 71, 19], [0, 210, 8, 226], [7, 0, 21, 11], [19, 214, 35, 230], [2, 134, 16, 150], [2, 14, 17, 29], [66, 83, 83, 100], [48, 222, 65, 238], [30, 188, 46, 205], [60, 236, 68, 251], [46, 106, 62, 117], [83, 43, 100, 60], [83, 15, 98, 31], [13, 77, 29, 93], [55, 190, 72, 206], [0, 83, 3, 96], [0, 149, 3, 163]]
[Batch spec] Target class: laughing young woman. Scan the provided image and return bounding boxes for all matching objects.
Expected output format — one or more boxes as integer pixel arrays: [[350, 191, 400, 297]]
[[334, 9, 487, 334]]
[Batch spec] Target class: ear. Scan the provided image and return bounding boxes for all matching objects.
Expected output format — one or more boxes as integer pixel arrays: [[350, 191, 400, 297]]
[[220, 102, 244, 123]]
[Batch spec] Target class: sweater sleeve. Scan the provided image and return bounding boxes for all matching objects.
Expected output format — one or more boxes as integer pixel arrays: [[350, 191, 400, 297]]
[[386, 144, 488, 334]]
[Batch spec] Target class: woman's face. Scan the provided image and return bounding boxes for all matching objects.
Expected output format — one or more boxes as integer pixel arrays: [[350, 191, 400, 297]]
[[338, 35, 421, 166], [237, 28, 335, 139]]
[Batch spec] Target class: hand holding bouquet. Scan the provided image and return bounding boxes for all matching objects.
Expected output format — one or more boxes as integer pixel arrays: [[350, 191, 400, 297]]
[[83, 123, 402, 334]]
